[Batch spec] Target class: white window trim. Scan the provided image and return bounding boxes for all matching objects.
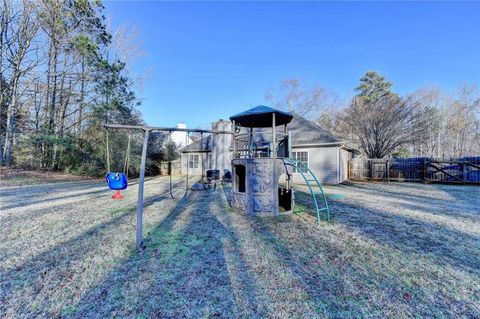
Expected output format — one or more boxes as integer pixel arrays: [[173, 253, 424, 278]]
[[292, 150, 309, 174], [188, 154, 199, 169]]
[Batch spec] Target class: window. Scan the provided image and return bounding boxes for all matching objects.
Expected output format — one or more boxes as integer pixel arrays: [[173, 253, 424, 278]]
[[292, 151, 309, 173], [188, 154, 199, 169]]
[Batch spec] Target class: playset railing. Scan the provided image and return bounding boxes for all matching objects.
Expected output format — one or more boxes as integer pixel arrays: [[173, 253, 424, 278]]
[[233, 132, 289, 158]]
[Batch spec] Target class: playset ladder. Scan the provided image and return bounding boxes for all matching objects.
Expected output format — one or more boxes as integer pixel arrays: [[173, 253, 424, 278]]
[[282, 158, 331, 224]]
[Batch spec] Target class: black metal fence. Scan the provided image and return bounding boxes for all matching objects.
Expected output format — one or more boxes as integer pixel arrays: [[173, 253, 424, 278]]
[[349, 157, 480, 184]]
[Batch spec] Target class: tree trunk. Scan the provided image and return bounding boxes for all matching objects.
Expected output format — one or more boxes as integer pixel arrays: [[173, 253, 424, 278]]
[[0, 0, 8, 164], [78, 57, 85, 135], [3, 77, 18, 165], [46, 39, 59, 169]]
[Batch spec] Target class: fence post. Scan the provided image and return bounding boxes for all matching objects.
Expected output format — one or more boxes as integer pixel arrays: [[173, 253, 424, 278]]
[[386, 160, 390, 182], [422, 159, 427, 183], [368, 159, 372, 181]]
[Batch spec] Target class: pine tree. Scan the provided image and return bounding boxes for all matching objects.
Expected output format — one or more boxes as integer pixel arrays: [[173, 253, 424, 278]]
[[355, 71, 398, 103], [340, 72, 424, 158]]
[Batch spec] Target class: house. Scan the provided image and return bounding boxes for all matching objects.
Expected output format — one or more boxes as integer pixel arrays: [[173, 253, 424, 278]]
[[180, 112, 357, 184]]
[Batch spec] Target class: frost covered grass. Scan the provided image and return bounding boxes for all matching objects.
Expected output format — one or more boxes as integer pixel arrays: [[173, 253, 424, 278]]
[[1, 175, 479, 318]]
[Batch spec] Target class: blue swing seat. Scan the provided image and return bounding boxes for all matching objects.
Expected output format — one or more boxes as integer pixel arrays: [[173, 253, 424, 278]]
[[106, 172, 128, 190]]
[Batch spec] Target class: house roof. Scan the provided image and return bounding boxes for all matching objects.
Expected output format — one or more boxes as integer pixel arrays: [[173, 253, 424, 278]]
[[288, 113, 339, 145], [180, 135, 211, 153], [180, 113, 357, 153], [230, 105, 293, 128]]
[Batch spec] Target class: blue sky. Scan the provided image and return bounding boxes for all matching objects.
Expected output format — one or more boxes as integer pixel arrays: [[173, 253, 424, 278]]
[[105, 1, 480, 128]]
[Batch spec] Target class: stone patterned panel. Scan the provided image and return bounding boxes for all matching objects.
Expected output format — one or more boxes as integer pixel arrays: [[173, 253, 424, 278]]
[[250, 159, 273, 194], [249, 158, 275, 214], [231, 158, 285, 216], [252, 195, 273, 213], [232, 192, 246, 211]]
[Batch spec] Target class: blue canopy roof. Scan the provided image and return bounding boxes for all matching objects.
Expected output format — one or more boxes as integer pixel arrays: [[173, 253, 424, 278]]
[[229, 105, 293, 127]]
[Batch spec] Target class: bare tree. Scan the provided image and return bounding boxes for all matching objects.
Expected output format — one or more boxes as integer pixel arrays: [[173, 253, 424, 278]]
[[401, 84, 480, 158], [2, 0, 40, 165], [444, 84, 480, 158], [408, 86, 444, 157], [0, 0, 144, 173], [339, 96, 424, 158], [265, 79, 342, 121], [110, 22, 149, 94]]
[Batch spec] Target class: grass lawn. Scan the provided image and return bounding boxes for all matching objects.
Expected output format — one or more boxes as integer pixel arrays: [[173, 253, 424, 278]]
[[1, 174, 479, 318]]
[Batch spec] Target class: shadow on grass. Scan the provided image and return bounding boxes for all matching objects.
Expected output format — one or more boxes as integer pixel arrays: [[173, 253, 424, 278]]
[[338, 183, 480, 222], [298, 187, 480, 275], [0, 188, 112, 210], [0, 189, 177, 317], [248, 217, 370, 316], [1, 180, 187, 230], [0, 180, 105, 197], [248, 191, 480, 318], [350, 181, 479, 208], [0, 176, 162, 205], [4, 181, 478, 317], [67, 191, 252, 318], [63, 184, 476, 317]]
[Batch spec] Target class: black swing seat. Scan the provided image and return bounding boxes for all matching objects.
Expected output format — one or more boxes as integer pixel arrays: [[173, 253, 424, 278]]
[[206, 169, 220, 181]]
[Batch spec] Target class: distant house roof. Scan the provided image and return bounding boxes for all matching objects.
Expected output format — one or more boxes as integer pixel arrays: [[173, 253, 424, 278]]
[[288, 113, 339, 145], [180, 135, 211, 153], [230, 105, 293, 128]]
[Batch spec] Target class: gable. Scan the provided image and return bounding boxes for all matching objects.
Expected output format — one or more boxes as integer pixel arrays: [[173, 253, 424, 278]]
[[180, 135, 211, 153], [180, 113, 349, 153], [288, 113, 340, 145]]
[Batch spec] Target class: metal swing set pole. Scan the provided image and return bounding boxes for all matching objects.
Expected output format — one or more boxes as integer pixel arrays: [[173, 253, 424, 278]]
[[168, 131, 174, 199], [104, 123, 233, 249], [137, 128, 151, 248]]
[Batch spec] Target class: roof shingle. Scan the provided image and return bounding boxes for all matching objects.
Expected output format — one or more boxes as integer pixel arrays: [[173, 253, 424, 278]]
[[180, 113, 344, 153]]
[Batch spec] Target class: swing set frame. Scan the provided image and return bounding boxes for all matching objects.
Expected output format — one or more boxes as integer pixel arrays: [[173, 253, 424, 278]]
[[104, 124, 233, 249]]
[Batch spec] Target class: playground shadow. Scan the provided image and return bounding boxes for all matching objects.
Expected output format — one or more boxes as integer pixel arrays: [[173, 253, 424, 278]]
[[350, 181, 478, 206], [245, 195, 480, 316], [247, 217, 365, 315], [0, 190, 177, 314], [331, 196, 479, 276], [221, 183, 233, 207], [338, 183, 480, 222], [0, 176, 162, 208], [0, 188, 111, 211], [295, 187, 480, 275], [0, 180, 104, 197], [68, 191, 256, 318], [2, 178, 186, 222], [347, 182, 448, 202]]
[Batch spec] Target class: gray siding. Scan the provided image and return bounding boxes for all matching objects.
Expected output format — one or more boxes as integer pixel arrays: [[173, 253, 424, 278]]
[[292, 145, 339, 185], [339, 148, 352, 182], [181, 152, 209, 176], [181, 144, 353, 184]]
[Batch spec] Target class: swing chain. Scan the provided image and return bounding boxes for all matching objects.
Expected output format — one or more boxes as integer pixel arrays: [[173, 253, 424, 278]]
[[105, 128, 132, 176], [123, 133, 132, 176], [106, 129, 111, 172]]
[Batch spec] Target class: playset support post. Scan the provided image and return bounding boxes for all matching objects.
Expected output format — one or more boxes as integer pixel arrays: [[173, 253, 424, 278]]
[[136, 128, 150, 249]]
